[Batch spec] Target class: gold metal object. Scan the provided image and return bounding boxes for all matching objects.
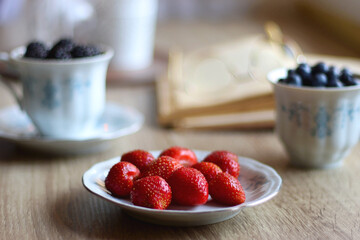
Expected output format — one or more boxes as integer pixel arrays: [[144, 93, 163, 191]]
[[168, 21, 332, 96], [264, 21, 307, 64]]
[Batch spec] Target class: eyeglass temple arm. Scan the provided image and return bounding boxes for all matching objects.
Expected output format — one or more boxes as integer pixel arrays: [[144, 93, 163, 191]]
[[265, 21, 306, 63]]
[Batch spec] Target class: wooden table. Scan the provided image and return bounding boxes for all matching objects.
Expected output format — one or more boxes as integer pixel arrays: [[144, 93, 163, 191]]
[[1, 8, 360, 240]]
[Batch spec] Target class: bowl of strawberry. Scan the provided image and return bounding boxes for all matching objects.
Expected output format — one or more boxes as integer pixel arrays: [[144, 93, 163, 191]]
[[268, 62, 360, 168], [83, 146, 282, 226]]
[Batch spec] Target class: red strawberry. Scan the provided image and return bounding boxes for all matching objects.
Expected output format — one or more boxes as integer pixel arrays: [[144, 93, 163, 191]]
[[204, 150, 240, 178], [192, 162, 222, 183], [105, 162, 140, 197], [131, 176, 172, 210], [209, 172, 246, 206], [167, 167, 208, 206], [120, 150, 155, 173], [142, 156, 183, 181], [159, 146, 198, 167]]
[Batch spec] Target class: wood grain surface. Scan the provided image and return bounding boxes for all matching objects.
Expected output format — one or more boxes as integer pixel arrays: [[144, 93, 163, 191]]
[[1, 4, 360, 239]]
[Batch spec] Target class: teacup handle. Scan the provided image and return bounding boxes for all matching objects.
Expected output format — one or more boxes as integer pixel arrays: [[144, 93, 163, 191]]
[[0, 52, 19, 79], [0, 52, 23, 110]]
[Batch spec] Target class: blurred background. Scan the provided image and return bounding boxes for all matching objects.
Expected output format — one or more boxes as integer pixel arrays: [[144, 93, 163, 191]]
[[1, 0, 360, 56], [1, 0, 360, 129]]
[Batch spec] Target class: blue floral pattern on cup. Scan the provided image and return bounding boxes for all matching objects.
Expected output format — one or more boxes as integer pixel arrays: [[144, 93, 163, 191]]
[[40, 79, 93, 109], [311, 107, 331, 138], [23, 77, 35, 97], [282, 103, 308, 127], [280, 103, 360, 139], [42, 80, 60, 109], [67, 78, 91, 92]]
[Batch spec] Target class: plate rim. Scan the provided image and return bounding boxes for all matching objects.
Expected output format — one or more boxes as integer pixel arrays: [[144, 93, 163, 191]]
[[82, 150, 282, 215], [0, 102, 144, 143]]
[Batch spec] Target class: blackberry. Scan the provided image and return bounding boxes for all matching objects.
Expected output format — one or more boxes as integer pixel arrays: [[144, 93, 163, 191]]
[[47, 38, 74, 60], [47, 46, 72, 60], [24, 41, 48, 59], [71, 45, 101, 58], [52, 38, 74, 52]]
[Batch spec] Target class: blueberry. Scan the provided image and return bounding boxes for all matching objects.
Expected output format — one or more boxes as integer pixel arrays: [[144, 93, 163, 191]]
[[327, 77, 343, 87], [302, 77, 312, 87], [298, 63, 311, 70], [347, 80, 358, 86], [287, 69, 296, 76], [312, 62, 329, 74], [343, 78, 358, 86], [296, 63, 311, 79], [312, 73, 327, 87], [340, 74, 350, 83], [278, 78, 286, 84], [341, 68, 352, 77], [326, 66, 339, 79], [296, 63, 311, 74], [296, 63, 311, 86], [285, 73, 302, 86], [352, 79, 360, 86], [339, 69, 357, 86], [284, 63, 358, 88]]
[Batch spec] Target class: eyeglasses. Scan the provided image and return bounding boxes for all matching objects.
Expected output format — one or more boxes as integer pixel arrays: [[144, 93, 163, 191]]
[[168, 22, 306, 98]]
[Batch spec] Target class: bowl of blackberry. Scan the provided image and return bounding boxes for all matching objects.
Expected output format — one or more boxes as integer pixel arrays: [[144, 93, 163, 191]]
[[23, 38, 103, 60], [0, 38, 114, 139]]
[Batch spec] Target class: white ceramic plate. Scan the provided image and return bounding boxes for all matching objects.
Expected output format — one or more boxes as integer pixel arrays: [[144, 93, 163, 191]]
[[0, 102, 144, 155], [82, 150, 282, 226]]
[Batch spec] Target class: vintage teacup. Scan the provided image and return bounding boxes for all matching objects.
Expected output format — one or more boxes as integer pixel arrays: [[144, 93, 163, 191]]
[[268, 68, 360, 168], [0, 45, 113, 139]]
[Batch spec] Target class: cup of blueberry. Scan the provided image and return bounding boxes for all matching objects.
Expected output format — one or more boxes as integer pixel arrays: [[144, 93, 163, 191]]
[[268, 62, 360, 168], [0, 38, 114, 139]]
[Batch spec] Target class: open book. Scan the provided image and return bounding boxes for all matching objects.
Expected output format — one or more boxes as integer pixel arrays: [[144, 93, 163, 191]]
[[156, 36, 276, 129], [156, 36, 360, 129]]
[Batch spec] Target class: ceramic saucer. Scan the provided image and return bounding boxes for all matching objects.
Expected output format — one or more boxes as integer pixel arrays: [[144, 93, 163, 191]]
[[0, 102, 144, 155], [83, 150, 282, 226]]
